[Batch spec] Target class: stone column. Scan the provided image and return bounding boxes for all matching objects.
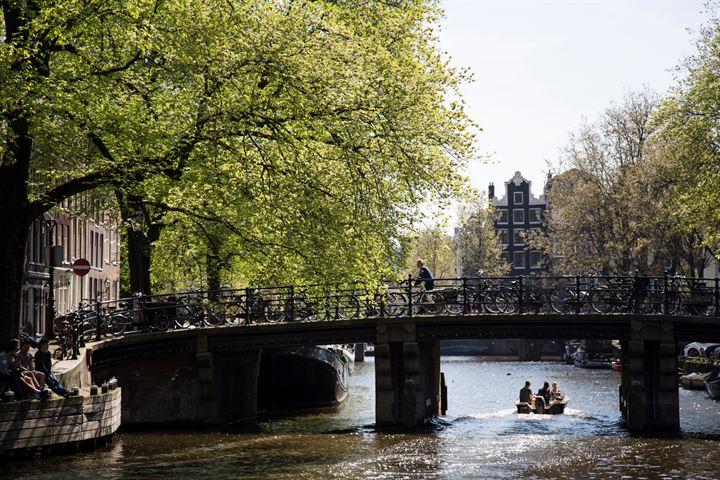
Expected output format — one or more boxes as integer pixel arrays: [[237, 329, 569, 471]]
[[375, 322, 442, 428], [620, 319, 679, 432]]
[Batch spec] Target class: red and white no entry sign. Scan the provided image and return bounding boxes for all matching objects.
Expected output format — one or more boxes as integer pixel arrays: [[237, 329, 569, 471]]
[[72, 258, 91, 277]]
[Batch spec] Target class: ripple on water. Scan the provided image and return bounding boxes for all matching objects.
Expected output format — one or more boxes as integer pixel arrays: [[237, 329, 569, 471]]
[[2, 359, 720, 479]]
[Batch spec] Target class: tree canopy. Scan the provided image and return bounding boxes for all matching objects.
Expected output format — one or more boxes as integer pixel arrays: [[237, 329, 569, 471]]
[[1, 0, 476, 344]]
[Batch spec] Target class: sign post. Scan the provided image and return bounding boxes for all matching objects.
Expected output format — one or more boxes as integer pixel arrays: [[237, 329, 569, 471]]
[[72, 258, 90, 310]]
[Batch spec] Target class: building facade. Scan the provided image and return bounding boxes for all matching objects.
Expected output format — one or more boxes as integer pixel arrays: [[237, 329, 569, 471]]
[[21, 196, 121, 337], [489, 171, 549, 276]]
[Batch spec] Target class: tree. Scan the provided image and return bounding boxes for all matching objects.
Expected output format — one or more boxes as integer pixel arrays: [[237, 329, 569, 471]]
[[454, 197, 508, 277], [651, 12, 720, 271], [538, 90, 672, 275], [402, 226, 457, 280], [1, 0, 475, 344]]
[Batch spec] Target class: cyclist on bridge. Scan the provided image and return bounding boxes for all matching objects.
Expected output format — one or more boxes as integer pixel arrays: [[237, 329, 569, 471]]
[[415, 260, 435, 291]]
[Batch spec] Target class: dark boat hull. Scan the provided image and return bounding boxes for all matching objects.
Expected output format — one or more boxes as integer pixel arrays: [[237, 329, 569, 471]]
[[516, 398, 568, 414], [705, 370, 720, 400], [258, 346, 350, 411]]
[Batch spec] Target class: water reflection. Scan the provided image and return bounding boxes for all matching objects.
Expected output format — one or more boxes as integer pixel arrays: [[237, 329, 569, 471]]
[[2, 358, 720, 479]]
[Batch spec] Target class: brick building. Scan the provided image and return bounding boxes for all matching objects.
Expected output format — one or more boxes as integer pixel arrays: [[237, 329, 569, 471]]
[[21, 196, 121, 337]]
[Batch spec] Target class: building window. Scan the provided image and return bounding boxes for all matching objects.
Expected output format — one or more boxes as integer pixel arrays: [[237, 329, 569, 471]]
[[499, 229, 509, 246], [497, 209, 508, 224], [513, 251, 526, 268], [513, 192, 523, 205], [529, 208, 542, 223], [501, 252, 510, 264], [530, 251, 543, 269], [513, 229, 524, 246], [513, 209, 524, 224]]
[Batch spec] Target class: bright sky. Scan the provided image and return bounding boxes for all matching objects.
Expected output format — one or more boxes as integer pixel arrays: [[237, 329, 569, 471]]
[[439, 0, 709, 199]]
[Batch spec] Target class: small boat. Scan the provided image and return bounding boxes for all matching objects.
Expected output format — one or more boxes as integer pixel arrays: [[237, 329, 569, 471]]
[[611, 360, 622, 372], [680, 371, 710, 390], [516, 396, 569, 415], [705, 369, 720, 400], [573, 349, 613, 368]]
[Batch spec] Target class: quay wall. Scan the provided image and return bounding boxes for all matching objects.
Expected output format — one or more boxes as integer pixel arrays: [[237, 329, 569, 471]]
[[0, 388, 121, 456]]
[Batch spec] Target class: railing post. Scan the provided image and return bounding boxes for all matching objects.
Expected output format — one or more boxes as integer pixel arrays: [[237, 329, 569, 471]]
[[715, 278, 719, 317], [71, 319, 79, 360], [95, 299, 102, 341], [245, 287, 252, 325], [633, 270, 639, 314], [378, 286, 385, 317], [77, 317, 85, 348], [462, 277, 468, 314], [518, 276, 524, 314], [335, 284, 340, 320], [407, 274, 413, 318], [288, 285, 295, 322], [575, 275, 581, 315], [663, 271, 669, 315]]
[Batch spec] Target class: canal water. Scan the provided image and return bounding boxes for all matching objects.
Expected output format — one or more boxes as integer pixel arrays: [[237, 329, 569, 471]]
[[3, 358, 720, 479]]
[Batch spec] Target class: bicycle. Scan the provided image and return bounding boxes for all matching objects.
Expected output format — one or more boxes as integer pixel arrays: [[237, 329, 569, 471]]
[[385, 280, 444, 316]]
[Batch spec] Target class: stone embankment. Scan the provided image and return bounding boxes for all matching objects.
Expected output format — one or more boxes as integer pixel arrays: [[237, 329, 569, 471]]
[[0, 347, 121, 459]]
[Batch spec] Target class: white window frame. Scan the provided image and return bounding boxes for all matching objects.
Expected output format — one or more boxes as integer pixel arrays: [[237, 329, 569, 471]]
[[529, 251, 543, 269], [499, 229, 509, 246], [513, 209, 524, 224], [497, 209, 509, 224], [513, 251, 526, 268], [512, 229, 524, 246], [513, 191, 523, 205], [529, 208, 542, 224]]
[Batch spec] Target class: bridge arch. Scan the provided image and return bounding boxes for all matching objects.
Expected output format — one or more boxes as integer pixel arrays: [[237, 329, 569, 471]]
[[87, 312, 718, 433]]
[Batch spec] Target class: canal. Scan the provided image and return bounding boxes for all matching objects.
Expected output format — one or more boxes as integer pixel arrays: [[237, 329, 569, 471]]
[[3, 357, 720, 479]]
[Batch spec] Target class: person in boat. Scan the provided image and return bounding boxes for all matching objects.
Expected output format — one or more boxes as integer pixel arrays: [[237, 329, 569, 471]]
[[519, 380, 535, 404], [537, 381, 551, 404], [550, 382, 564, 401]]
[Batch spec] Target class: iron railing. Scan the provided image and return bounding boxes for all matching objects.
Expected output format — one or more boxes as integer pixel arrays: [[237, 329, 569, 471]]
[[62, 274, 720, 341]]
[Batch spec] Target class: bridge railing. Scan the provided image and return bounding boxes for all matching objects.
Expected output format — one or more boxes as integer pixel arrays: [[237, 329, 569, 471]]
[[67, 274, 720, 341]]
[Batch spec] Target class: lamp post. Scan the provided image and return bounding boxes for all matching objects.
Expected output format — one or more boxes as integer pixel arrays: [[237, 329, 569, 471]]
[[44, 211, 63, 339]]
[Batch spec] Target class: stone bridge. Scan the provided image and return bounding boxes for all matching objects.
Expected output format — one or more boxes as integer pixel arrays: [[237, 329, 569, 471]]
[[86, 308, 720, 433]]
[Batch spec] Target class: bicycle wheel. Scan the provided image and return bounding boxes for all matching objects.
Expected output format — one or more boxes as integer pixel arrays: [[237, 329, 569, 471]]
[[483, 290, 501, 314], [420, 291, 443, 315], [175, 300, 201, 328], [550, 286, 574, 313], [108, 313, 128, 336], [445, 292, 465, 314], [495, 288, 519, 313], [385, 292, 407, 316], [337, 294, 360, 319], [152, 314, 171, 332], [589, 288, 614, 314]]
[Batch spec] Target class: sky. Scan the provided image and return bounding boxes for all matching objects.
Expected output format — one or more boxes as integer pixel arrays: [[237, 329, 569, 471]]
[[438, 0, 710, 199]]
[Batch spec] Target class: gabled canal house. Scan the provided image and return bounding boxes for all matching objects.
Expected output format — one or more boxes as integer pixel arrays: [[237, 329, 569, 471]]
[[489, 171, 549, 275]]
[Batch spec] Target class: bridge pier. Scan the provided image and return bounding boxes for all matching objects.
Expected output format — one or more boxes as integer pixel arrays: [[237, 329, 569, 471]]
[[93, 337, 262, 427], [619, 319, 679, 433], [375, 323, 442, 428]]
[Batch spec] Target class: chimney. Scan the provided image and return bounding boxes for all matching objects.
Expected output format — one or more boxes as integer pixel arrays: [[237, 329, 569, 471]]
[[488, 182, 495, 200]]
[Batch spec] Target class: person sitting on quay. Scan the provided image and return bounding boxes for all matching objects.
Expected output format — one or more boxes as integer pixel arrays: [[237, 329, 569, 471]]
[[34, 338, 70, 397], [519, 380, 535, 405], [537, 381, 551, 404], [17, 338, 47, 391], [0, 339, 49, 400], [550, 382, 564, 401]]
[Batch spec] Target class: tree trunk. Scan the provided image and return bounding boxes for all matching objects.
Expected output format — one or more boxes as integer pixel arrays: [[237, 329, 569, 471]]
[[0, 219, 31, 348], [0, 110, 33, 346], [126, 226, 153, 295]]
